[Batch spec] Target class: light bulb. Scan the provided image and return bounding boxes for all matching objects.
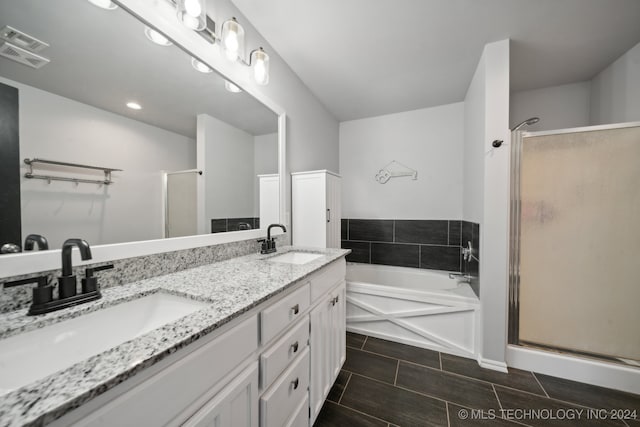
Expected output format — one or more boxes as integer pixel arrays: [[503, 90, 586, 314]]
[[87, 0, 118, 10], [126, 102, 142, 110], [221, 18, 245, 63], [184, 0, 202, 17], [176, 0, 206, 31], [250, 48, 269, 85], [254, 60, 266, 84], [144, 26, 172, 46], [224, 31, 239, 60]]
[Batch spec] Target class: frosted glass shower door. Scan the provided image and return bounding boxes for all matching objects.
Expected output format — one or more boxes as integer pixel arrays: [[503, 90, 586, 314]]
[[518, 125, 640, 361]]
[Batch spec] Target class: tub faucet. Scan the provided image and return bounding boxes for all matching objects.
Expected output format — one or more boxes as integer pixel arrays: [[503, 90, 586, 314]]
[[449, 272, 473, 284]]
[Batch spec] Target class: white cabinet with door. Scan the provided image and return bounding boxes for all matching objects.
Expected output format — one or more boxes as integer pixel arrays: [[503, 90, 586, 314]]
[[291, 170, 341, 248], [309, 281, 346, 424], [258, 174, 280, 229]]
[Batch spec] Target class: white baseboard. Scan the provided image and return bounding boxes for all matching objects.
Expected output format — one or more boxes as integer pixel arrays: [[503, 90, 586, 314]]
[[506, 345, 640, 394], [477, 356, 508, 373]]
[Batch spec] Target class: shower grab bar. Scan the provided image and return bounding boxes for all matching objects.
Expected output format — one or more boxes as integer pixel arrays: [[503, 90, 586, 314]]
[[24, 158, 122, 185]]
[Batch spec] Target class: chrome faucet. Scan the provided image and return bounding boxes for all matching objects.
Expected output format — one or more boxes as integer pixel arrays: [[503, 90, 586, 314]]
[[449, 272, 473, 283], [259, 224, 287, 254]]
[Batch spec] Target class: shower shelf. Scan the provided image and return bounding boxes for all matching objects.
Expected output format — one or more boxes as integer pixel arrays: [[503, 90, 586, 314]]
[[23, 158, 123, 185]]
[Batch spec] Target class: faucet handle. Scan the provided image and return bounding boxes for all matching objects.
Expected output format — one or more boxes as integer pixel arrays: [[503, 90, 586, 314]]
[[82, 263, 113, 294]]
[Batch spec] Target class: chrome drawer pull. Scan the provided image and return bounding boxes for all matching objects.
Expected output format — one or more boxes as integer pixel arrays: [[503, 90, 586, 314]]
[[291, 341, 299, 353], [291, 378, 299, 390], [291, 304, 299, 315]]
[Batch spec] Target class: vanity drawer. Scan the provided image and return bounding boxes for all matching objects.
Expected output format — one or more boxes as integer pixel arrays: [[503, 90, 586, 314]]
[[260, 316, 309, 388], [261, 283, 310, 344], [309, 259, 345, 301], [260, 347, 310, 427], [285, 394, 309, 427]]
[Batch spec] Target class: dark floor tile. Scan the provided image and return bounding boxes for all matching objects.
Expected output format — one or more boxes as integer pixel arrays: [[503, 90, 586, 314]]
[[420, 245, 461, 271], [340, 374, 448, 427], [315, 401, 388, 427], [448, 403, 521, 427], [535, 373, 640, 412], [363, 337, 440, 369], [495, 385, 626, 427], [344, 347, 397, 384], [342, 240, 370, 263], [349, 219, 393, 242], [449, 220, 462, 246], [371, 242, 419, 268], [441, 353, 545, 395], [327, 370, 351, 403], [396, 361, 500, 411], [395, 220, 448, 245], [341, 219, 348, 240], [346, 332, 366, 349]]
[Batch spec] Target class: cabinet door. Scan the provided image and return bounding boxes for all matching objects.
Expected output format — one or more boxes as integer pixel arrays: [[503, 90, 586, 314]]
[[183, 362, 258, 427], [325, 173, 341, 249], [309, 297, 332, 423], [331, 282, 347, 380]]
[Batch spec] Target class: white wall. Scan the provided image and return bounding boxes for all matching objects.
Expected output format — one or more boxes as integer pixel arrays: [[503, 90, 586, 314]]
[[463, 54, 486, 224], [462, 40, 511, 368], [197, 114, 254, 225], [480, 40, 511, 367], [2, 77, 195, 249], [590, 41, 640, 125], [339, 103, 464, 219], [510, 82, 591, 132]]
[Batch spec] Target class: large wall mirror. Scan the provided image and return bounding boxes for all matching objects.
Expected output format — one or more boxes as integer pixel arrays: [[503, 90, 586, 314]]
[[0, 0, 281, 253]]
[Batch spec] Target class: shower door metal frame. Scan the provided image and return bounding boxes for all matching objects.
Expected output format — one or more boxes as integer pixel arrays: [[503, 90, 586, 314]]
[[507, 120, 640, 346]]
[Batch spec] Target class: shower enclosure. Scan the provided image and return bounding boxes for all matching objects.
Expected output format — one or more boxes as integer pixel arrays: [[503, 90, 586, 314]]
[[509, 122, 640, 365]]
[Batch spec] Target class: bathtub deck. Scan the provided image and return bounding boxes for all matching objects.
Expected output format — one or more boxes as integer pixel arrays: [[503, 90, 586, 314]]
[[314, 332, 640, 426]]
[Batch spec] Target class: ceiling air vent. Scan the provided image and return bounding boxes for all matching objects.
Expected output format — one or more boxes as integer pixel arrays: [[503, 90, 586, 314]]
[[0, 41, 50, 69], [0, 25, 49, 52]]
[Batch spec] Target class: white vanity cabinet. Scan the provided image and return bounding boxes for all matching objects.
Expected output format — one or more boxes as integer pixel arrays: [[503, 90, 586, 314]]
[[51, 257, 347, 427]]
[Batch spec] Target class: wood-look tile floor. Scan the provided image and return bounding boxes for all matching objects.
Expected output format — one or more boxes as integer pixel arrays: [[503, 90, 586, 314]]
[[314, 333, 640, 427]]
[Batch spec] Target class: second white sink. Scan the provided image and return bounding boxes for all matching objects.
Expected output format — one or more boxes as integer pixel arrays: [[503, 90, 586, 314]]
[[0, 293, 208, 396], [267, 252, 323, 265]]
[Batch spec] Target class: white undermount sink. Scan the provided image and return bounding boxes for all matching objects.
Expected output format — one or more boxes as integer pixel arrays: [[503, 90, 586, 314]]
[[267, 251, 324, 265], [0, 293, 208, 396]]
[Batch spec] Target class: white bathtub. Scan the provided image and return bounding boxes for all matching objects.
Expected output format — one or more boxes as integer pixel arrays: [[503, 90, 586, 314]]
[[346, 263, 480, 358]]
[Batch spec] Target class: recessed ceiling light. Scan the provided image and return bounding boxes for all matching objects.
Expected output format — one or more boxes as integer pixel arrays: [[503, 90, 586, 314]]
[[87, 0, 118, 10], [126, 102, 142, 110], [191, 57, 212, 73], [144, 26, 172, 46], [224, 80, 242, 93]]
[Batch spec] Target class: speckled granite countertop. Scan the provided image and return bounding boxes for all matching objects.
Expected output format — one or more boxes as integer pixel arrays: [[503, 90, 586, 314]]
[[0, 246, 349, 427]]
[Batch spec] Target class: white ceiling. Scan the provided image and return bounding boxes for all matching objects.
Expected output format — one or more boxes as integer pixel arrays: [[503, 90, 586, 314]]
[[0, 0, 277, 138], [232, 0, 640, 121]]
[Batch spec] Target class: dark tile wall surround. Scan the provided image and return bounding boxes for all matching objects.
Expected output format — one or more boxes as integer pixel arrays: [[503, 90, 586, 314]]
[[341, 218, 480, 280], [211, 217, 260, 233]]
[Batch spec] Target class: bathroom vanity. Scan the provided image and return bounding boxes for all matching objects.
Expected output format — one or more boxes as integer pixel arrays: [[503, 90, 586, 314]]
[[0, 247, 348, 427]]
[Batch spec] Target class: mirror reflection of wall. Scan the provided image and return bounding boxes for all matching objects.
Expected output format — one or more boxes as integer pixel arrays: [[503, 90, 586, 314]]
[[0, 0, 278, 250]]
